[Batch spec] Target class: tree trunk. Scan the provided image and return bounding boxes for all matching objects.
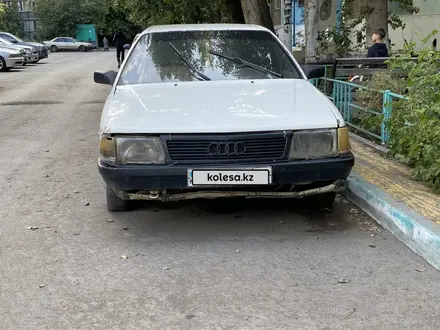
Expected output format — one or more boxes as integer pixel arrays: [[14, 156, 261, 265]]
[[224, 0, 245, 23], [304, 0, 319, 62], [365, 0, 388, 46], [240, 0, 275, 33]]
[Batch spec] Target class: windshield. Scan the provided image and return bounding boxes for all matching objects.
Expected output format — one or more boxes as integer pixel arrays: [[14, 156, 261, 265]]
[[118, 30, 302, 85], [1, 34, 21, 42]]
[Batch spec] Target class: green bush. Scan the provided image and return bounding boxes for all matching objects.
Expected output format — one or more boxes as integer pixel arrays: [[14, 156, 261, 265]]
[[387, 31, 440, 192], [355, 71, 406, 138]]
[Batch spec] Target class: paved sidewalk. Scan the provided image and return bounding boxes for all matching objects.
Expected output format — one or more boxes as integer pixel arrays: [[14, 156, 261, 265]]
[[351, 139, 440, 224], [346, 137, 440, 270]]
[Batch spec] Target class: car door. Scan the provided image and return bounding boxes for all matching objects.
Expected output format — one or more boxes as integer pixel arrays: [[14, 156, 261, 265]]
[[63, 38, 75, 50], [52, 37, 65, 49]]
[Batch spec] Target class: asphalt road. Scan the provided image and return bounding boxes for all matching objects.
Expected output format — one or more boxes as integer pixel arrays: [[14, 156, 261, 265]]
[[1, 51, 440, 330]]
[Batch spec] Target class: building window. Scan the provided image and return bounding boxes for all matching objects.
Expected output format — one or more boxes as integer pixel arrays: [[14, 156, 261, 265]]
[[18, 0, 23, 11]]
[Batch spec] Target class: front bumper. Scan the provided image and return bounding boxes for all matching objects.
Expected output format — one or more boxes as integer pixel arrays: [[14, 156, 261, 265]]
[[38, 48, 48, 59], [28, 54, 39, 62], [99, 153, 355, 200], [5, 57, 23, 67]]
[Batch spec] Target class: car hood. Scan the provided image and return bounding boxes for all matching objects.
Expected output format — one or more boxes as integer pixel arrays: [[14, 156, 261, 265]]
[[0, 46, 19, 54], [21, 41, 45, 47], [101, 79, 343, 134], [8, 44, 32, 50]]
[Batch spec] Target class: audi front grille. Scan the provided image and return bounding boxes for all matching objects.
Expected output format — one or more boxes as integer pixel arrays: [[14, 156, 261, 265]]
[[165, 132, 289, 164]]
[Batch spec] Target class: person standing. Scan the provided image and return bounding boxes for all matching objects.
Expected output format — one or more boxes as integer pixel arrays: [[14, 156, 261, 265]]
[[113, 28, 126, 68], [367, 28, 389, 58], [103, 36, 109, 51]]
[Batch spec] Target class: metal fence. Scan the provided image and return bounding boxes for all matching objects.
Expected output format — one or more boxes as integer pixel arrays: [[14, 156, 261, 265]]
[[309, 77, 406, 146]]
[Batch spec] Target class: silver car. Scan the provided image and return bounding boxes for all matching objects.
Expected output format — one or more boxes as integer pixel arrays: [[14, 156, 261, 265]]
[[0, 36, 38, 64], [0, 46, 24, 72], [43, 37, 93, 52]]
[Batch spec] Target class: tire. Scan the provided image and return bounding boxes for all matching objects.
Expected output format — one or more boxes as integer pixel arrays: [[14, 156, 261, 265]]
[[304, 192, 336, 210], [78, 45, 86, 52], [0, 56, 8, 72], [106, 186, 133, 212], [50, 45, 58, 52]]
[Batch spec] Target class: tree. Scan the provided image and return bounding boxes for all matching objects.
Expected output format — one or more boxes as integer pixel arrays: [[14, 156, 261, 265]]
[[0, 0, 22, 36], [94, 0, 142, 40], [120, 0, 273, 31], [35, 0, 110, 38], [316, 0, 419, 57], [240, 0, 274, 33], [304, 0, 319, 61]]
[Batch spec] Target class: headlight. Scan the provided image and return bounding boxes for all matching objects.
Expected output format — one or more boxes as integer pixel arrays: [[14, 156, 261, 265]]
[[9, 53, 21, 58], [99, 135, 165, 165], [289, 129, 339, 160]]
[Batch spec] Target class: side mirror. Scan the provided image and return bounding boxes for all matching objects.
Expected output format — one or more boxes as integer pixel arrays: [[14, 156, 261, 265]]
[[123, 44, 130, 50], [302, 65, 326, 79], [94, 70, 117, 85]]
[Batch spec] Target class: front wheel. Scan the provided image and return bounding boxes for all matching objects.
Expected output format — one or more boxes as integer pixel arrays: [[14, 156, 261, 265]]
[[106, 186, 133, 212], [78, 45, 86, 52], [0, 56, 8, 72], [50, 45, 58, 52]]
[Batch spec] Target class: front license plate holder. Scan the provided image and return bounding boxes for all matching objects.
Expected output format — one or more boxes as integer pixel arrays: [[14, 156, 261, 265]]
[[187, 168, 272, 187]]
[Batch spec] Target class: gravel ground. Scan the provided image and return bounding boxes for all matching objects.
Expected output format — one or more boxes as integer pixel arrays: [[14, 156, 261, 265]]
[[0, 51, 439, 330]]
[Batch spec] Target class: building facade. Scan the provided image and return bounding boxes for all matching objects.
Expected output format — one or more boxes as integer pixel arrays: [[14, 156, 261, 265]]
[[269, 0, 339, 51], [1, 0, 37, 39], [387, 0, 440, 50]]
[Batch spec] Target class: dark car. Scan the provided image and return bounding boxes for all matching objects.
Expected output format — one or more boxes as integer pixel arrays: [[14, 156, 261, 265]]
[[0, 32, 49, 61]]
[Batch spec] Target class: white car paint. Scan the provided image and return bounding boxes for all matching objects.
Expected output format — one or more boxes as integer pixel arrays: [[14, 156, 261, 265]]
[[99, 23, 344, 135], [100, 79, 343, 134]]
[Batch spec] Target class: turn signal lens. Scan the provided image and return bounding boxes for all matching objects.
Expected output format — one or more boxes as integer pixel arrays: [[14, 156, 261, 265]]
[[338, 127, 350, 154], [99, 135, 116, 163]]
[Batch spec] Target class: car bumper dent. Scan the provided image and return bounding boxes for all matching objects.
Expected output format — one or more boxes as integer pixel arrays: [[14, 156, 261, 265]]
[[98, 153, 355, 201]]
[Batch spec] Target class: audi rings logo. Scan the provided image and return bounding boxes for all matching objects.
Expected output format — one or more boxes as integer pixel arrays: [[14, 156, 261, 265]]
[[208, 142, 246, 156]]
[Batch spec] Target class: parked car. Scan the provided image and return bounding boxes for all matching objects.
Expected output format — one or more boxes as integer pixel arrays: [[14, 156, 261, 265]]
[[0, 37, 38, 64], [43, 37, 93, 52], [0, 32, 49, 61], [0, 46, 24, 72], [93, 24, 354, 212]]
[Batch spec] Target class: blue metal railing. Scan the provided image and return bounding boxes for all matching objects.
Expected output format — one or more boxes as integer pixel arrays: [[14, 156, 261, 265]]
[[309, 77, 407, 145]]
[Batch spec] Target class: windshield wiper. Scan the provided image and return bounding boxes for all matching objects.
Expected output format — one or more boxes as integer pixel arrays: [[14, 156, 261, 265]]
[[169, 43, 211, 81], [209, 50, 283, 78]]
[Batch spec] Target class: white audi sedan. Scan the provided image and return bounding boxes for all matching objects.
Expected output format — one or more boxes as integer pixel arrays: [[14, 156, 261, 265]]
[[94, 24, 354, 212]]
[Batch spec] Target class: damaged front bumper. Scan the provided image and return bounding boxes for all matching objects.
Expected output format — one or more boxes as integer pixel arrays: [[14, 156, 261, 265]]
[[121, 179, 345, 202], [99, 152, 354, 202]]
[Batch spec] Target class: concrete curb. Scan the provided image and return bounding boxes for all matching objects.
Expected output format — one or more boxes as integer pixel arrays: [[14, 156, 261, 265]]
[[345, 173, 440, 271]]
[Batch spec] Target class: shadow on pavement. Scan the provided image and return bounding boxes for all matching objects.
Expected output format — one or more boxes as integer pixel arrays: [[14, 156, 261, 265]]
[[105, 195, 374, 242]]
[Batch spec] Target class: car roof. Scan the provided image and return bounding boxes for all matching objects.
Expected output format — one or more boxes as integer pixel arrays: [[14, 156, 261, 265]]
[[140, 24, 270, 36]]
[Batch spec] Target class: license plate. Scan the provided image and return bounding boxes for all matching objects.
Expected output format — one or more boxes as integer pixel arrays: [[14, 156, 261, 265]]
[[187, 168, 272, 186]]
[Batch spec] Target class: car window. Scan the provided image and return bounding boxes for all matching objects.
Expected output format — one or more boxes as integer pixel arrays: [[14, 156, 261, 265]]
[[118, 30, 302, 85], [0, 37, 12, 45], [53, 38, 63, 42], [4, 33, 22, 42]]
